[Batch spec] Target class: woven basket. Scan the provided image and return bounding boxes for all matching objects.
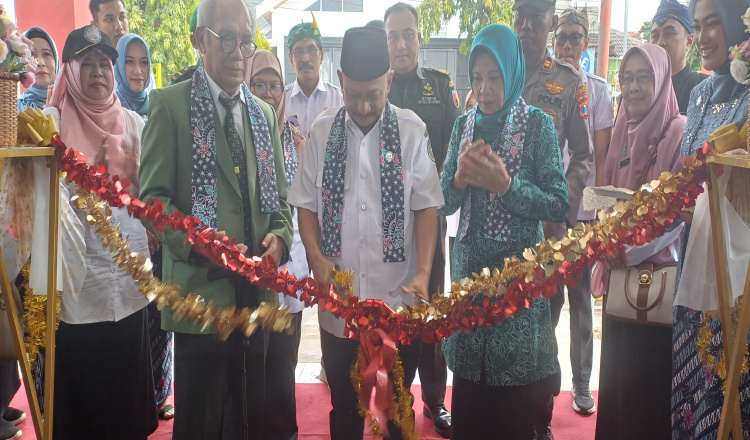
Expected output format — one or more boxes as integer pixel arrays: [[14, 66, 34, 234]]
[[0, 72, 20, 147]]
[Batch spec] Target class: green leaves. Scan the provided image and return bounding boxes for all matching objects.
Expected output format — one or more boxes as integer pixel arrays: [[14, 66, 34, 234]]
[[126, 0, 199, 85], [126, 0, 272, 85], [417, 0, 513, 55]]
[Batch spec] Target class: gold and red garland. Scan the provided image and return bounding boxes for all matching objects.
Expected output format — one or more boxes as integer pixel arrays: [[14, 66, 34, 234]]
[[45, 133, 712, 438]]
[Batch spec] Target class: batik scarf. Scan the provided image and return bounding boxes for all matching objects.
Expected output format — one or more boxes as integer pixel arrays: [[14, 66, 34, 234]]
[[282, 120, 298, 185], [189, 66, 280, 230], [457, 98, 529, 242], [321, 102, 404, 263]]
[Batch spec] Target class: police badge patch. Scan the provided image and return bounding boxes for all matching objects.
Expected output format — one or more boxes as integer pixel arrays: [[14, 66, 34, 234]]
[[575, 85, 589, 120], [545, 82, 564, 94], [84, 25, 102, 43], [426, 131, 435, 162]]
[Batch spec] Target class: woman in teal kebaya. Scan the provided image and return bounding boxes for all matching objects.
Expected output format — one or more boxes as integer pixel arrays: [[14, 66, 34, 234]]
[[439, 24, 569, 439]]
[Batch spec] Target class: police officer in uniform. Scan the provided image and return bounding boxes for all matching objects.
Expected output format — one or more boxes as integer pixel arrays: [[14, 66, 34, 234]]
[[513, 0, 594, 438], [384, 3, 460, 438]]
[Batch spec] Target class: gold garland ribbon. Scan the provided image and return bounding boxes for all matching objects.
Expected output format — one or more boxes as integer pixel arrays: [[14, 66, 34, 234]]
[[19, 262, 61, 363], [350, 346, 417, 440], [696, 298, 750, 393], [77, 187, 296, 340]]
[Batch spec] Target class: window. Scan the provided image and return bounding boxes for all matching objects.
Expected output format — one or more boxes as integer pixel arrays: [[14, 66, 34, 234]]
[[306, 0, 362, 12]]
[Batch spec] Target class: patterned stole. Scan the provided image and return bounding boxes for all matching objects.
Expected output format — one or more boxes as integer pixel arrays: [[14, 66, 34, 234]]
[[282, 120, 298, 186], [321, 102, 405, 263], [189, 66, 280, 230], [457, 98, 529, 242]]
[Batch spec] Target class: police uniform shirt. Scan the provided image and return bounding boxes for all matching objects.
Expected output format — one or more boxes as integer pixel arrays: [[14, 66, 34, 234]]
[[523, 54, 594, 227], [285, 79, 344, 136], [388, 67, 461, 170], [562, 66, 615, 221], [288, 106, 445, 338]]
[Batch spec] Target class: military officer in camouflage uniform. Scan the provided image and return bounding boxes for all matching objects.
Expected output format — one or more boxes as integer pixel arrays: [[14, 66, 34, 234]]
[[385, 3, 461, 438], [513, 0, 594, 438]]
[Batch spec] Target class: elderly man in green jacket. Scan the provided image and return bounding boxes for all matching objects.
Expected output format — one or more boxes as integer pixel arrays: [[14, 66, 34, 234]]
[[138, 0, 292, 438]]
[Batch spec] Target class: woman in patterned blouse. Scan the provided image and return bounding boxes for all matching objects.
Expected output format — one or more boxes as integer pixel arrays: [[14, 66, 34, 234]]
[[439, 24, 569, 439]]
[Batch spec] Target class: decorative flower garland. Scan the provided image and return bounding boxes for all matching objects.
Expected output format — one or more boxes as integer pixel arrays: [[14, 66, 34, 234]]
[[76, 187, 296, 340], [22, 108, 708, 438], [19, 262, 60, 363], [51, 134, 708, 343], [697, 300, 750, 393]]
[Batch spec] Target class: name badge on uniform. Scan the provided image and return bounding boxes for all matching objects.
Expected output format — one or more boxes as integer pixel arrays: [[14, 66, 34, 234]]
[[619, 158, 630, 168], [418, 97, 441, 105]]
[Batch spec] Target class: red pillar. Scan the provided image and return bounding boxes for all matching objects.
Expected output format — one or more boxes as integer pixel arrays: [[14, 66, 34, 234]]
[[598, 0, 612, 79], [16, 0, 92, 53]]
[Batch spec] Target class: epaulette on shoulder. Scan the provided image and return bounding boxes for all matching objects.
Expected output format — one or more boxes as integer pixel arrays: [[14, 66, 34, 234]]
[[429, 68, 451, 77]]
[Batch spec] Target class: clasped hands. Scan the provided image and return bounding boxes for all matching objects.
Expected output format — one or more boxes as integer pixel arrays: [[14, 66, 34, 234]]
[[453, 138, 511, 194]]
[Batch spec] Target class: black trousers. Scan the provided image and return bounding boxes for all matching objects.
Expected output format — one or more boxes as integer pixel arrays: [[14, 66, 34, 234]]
[[0, 361, 19, 437], [550, 266, 594, 388], [173, 330, 268, 440], [451, 373, 540, 440], [320, 327, 421, 440], [419, 216, 448, 409], [54, 308, 158, 440], [263, 311, 303, 440]]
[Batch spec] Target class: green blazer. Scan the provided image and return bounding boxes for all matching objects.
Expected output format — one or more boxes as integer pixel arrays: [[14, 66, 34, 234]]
[[139, 80, 293, 334]]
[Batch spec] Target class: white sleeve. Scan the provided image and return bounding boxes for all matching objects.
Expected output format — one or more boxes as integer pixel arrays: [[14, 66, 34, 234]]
[[592, 82, 615, 132], [288, 125, 321, 212], [410, 130, 445, 211]]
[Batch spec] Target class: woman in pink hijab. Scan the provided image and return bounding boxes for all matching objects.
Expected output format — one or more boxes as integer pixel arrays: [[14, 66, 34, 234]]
[[594, 44, 685, 440], [42, 25, 158, 439]]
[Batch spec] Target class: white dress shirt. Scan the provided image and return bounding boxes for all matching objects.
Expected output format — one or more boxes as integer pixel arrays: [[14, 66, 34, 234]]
[[43, 107, 150, 324], [563, 67, 615, 220], [206, 73, 247, 147], [285, 79, 343, 136], [288, 106, 445, 338]]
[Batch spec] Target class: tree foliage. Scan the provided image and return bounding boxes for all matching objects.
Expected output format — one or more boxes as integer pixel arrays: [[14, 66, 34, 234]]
[[126, 0, 273, 85], [417, 0, 514, 55], [126, 0, 199, 86]]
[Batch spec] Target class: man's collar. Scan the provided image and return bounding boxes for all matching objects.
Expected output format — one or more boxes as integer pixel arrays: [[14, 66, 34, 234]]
[[204, 72, 246, 104], [289, 78, 327, 98], [344, 105, 385, 137]]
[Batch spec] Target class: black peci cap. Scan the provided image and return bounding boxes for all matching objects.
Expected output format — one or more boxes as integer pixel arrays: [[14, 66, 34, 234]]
[[61, 25, 118, 64], [340, 26, 390, 82]]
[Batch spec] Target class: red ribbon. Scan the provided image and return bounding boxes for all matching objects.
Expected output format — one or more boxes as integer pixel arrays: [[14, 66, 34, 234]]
[[360, 328, 397, 438]]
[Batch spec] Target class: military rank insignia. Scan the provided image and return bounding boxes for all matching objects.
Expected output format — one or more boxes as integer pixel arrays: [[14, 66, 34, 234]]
[[545, 82, 564, 94], [542, 56, 553, 72]]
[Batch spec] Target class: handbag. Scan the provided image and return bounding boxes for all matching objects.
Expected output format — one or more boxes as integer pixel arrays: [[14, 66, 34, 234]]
[[603, 120, 679, 327], [604, 262, 677, 327], [0, 283, 24, 361]]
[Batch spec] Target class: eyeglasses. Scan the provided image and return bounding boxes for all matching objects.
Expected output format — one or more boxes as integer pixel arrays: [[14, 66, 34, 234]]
[[205, 27, 256, 58], [555, 33, 584, 46], [291, 47, 321, 59], [620, 73, 653, 86], [250, 82, 284, 97]]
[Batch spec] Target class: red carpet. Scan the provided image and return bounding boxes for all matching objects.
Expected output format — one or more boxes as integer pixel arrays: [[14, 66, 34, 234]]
[[10, 384, 597, 439]]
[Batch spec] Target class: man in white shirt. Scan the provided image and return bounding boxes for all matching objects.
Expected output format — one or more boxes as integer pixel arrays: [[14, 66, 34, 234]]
[[285, 15, 343, 136], [289, 26, 444, 440], [553, 7, 615, 417]]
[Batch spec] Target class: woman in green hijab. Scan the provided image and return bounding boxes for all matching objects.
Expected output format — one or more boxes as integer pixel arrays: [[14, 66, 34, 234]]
[[439, 24, 569, 439]]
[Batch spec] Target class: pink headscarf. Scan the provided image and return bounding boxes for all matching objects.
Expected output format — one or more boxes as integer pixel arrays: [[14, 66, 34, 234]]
[[49, 49, 129, 179], [606, 44, 685, 190]]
